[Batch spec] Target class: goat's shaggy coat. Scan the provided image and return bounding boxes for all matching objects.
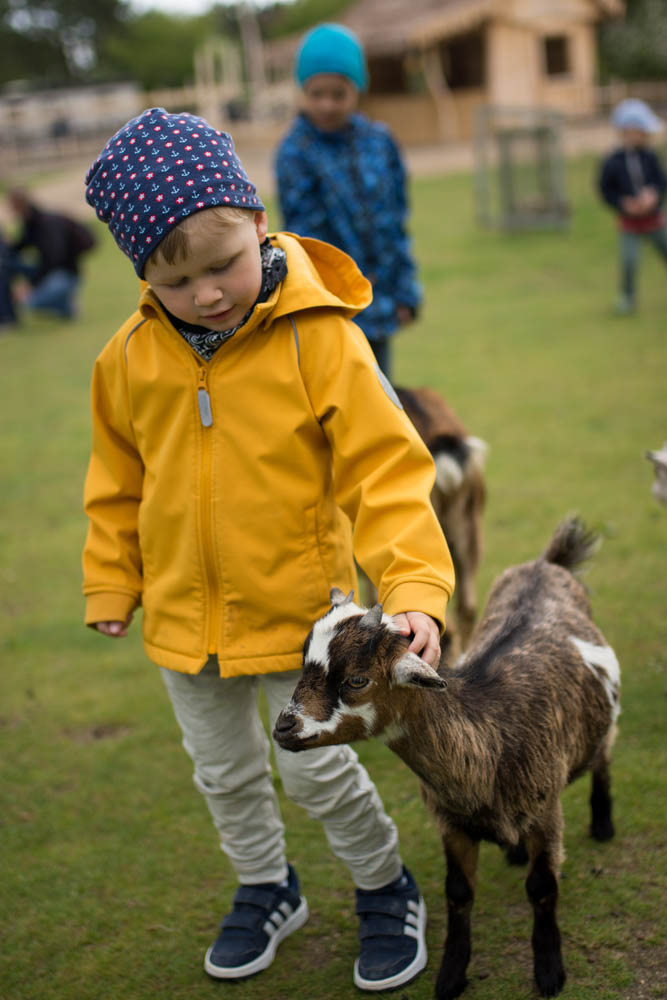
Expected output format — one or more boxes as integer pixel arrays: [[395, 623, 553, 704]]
[[274, 518, 619, 999]]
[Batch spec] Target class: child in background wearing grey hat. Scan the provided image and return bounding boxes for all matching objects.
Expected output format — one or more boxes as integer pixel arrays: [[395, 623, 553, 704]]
[[274, 23, 421, 380], [82, 108, 454, 992], [598, 98, 667, 314]]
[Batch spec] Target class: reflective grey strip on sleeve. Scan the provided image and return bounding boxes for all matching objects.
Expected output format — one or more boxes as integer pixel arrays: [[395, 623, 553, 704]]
[[124, 318, 147, 364], [375, 364, 403, 409]]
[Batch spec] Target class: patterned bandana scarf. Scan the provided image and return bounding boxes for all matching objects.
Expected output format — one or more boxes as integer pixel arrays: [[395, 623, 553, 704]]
[[165, 239, 287, 361]]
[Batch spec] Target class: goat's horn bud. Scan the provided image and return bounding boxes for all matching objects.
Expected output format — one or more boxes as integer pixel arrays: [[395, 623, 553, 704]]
[[330, 587, 355, 606], [360, 603, 383, 627]]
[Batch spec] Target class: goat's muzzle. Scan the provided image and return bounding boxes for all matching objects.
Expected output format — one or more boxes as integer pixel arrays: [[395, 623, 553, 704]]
[[273, 710, 314, 752]]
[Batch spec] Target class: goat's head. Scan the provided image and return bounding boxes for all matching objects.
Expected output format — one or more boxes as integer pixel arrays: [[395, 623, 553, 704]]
[[273, 587, 446, 752], [646, 445, 667, 506]]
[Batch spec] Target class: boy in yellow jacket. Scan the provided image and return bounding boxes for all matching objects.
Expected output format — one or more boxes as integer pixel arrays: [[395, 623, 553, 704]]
[[83, 108, 454, 992]]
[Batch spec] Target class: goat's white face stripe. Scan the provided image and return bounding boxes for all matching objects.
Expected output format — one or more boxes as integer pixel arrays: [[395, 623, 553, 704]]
[[307, 601, 399, 675], [291, 701, 377, 739], [570, 636, 620, 720], [306, 603, 362, 674]]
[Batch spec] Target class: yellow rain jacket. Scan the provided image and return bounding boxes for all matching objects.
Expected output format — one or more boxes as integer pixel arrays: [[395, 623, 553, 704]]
[[83, 233, 454, 676]]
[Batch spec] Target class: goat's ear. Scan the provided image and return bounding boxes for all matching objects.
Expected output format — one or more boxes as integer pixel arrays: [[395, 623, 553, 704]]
[[393, 652, 447, 690], [330, 587, 354, 607]]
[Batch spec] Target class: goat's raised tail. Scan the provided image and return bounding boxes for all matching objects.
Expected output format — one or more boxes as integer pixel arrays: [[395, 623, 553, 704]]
[[542, 516, 599, 571]]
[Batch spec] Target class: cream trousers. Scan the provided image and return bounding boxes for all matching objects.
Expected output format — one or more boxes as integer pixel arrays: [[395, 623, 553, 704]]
[[160, 660, 402, 890]]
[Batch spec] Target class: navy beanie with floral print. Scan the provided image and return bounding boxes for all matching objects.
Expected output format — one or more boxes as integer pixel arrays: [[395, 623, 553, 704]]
[[85, 107, 265, 277]]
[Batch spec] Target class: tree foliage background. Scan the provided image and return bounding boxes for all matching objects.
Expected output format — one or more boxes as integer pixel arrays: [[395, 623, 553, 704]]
[[1, 0, 665, 91], [0, 0, 126, 84], [599, 0, 667, 80], [0, 0, 352, 90]]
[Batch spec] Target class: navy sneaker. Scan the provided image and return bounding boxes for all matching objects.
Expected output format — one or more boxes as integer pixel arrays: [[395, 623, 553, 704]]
[[204, 864, 308, 979], [354, 866, 427, 991]]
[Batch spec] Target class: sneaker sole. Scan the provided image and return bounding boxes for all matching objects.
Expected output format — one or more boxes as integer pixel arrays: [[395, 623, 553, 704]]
[[204, 896, 309, 979], [353, 897, 427, 992]]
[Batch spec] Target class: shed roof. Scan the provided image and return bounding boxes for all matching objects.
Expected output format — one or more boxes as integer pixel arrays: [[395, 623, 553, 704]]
[[338, 0, 624, 55]]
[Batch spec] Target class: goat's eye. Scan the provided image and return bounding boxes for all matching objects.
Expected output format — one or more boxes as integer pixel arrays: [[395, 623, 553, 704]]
[[345, 676, 369, 690]]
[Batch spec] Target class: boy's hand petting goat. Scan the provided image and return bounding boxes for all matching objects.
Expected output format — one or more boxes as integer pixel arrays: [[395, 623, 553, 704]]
[[275, 517, 620, 999]]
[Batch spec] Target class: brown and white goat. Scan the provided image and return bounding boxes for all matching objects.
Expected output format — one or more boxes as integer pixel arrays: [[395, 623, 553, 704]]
[[274, 518, 619, 999], [395, 387, 487, 653]]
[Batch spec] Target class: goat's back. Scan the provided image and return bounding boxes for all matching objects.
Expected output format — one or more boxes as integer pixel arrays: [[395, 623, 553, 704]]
[[465, 517, 602, 657], [395, 386, 468, 445], [446, 525, 619, 817]]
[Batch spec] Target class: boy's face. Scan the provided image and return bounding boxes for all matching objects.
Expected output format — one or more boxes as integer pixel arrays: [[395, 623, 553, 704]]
[[302, 74, 359, 132], [145, 210, 268, 330]]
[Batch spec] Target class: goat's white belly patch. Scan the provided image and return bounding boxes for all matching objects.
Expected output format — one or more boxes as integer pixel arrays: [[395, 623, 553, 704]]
[[295, 702, 377, 740], [570, 636, 621, 721]]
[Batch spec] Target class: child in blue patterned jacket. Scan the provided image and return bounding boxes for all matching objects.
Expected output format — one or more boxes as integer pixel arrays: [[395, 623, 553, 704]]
[[274, 23, 421, 379]]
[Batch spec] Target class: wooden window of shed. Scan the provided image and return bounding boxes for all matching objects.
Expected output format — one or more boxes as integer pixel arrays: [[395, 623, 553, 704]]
[[367, 55, 408, 94], [543, 35, 570, 77], [439, 30, 486, 90]]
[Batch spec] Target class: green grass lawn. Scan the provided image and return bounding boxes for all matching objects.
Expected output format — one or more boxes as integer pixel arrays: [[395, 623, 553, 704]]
[[1, 156, 665, 1000]]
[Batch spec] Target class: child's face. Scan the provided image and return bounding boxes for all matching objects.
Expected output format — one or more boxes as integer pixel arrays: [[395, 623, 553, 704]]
[[621, 127, 648, 148], [145, 210, 268, 330], [302, 74, 359, 132]]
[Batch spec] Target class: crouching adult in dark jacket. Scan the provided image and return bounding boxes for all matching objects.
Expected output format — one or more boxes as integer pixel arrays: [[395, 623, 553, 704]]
[[0, 228, 17, 329], [7, 189, 95, 321]]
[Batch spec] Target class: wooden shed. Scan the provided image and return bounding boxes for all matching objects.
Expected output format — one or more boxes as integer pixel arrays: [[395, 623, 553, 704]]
[[332, 0, 625, 143]]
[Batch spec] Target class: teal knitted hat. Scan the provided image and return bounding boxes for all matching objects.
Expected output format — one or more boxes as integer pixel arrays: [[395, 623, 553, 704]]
[[295, 23, 368, 91]]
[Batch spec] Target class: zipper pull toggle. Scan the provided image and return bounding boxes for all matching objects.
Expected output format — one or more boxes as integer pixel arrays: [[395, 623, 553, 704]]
[[197, 369, 213, 427]]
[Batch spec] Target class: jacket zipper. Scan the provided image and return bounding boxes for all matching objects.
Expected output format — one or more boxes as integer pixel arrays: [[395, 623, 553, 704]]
[[197, 366, 220, 655]]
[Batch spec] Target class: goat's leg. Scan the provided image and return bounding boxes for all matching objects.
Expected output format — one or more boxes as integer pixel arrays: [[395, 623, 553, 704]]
[[454, 572, 477, 649], [441, 541, 468, 658], [436, 829, 479, 1000], [440, 496, 480, 649], [525, 805, 566, 997], [590, 727, 616, 842], [505, 839, 529, 865]]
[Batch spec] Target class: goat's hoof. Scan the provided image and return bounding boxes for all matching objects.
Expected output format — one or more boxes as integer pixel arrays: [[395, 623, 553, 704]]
[[535, 957, 566, 997], [591, 818, 614, 841], [505, 840, 529, 865], [435, 971, 468, 1000]]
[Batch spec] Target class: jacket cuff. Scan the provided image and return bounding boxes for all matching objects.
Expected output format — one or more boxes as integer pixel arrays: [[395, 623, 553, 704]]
[[381, 581, 452, 635], [85, 591, 138, 627]]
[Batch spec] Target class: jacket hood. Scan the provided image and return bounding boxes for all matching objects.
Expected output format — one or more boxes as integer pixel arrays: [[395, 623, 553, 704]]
[[136, 231, 372, 334], [269, 231, 372, 319]]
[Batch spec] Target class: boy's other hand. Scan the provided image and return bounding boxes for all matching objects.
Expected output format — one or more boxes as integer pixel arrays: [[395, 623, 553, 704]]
[[93, 615, 133, 637], [393, 611, 440, 668], [396, 304, 414, 327]]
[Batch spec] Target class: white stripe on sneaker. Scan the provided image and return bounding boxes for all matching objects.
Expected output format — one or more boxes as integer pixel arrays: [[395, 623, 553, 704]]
[[205, 897, 309, 980], [353, 897, 428, 992]]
